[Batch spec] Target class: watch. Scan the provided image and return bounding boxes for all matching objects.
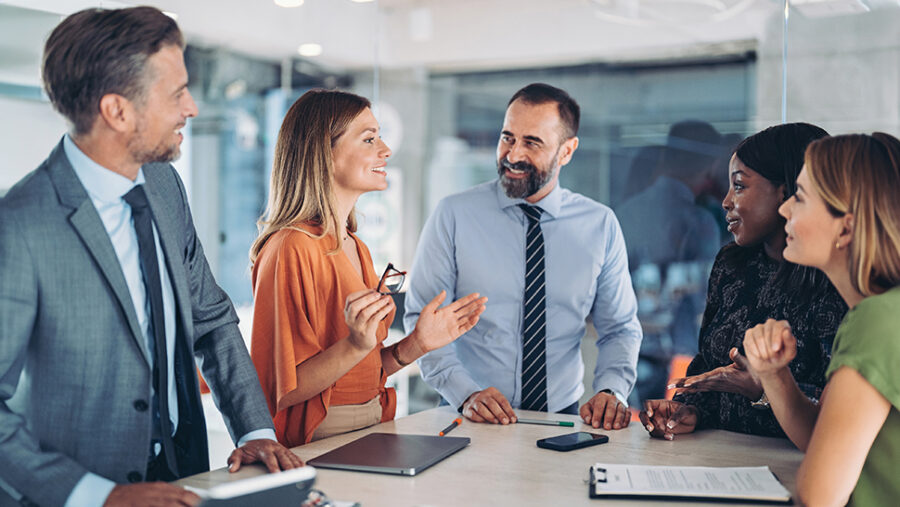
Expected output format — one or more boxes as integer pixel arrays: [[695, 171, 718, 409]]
[[599, 388, 627, 406], [391, 342, 410, 367], [751, 392, 770, 410]]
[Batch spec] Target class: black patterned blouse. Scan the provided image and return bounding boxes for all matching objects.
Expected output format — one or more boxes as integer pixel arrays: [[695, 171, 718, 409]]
[[674, 243, 847, 437]]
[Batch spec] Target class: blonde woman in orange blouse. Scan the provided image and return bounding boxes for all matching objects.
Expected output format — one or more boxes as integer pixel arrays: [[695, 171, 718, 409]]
[[249, 89, 487, 446]]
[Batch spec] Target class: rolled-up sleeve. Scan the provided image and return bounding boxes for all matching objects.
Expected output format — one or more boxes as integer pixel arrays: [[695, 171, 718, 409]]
[[405, 201, 482, 409], [590, 214, 642, 401]]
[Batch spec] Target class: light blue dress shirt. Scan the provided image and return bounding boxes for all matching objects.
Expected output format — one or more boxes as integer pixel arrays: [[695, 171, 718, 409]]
[[404, 180, 642, 412], [62, 135, 274, 507]]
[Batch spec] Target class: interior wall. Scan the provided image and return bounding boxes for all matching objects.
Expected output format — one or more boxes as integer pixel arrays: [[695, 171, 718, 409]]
[[756, 8, 900, 135], [0, 96, 66, 193]]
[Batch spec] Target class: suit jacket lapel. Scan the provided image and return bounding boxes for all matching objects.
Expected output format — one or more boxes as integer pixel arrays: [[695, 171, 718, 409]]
[[142, 172, 193, 346], [144, 174, 209, 453], [46, 139, 151, 365]]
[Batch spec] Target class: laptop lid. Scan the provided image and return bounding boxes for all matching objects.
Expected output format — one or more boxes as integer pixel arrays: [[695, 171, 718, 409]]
[[195, 466, 316, 506], [307, 433, 470, 476]]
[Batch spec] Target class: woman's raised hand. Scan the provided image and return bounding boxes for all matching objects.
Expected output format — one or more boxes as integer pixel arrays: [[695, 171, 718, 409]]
[[411, 291, 487, 354], [344, 290, 395, 352], [743, 319, 798, 377], [669, 348, 763, 400]]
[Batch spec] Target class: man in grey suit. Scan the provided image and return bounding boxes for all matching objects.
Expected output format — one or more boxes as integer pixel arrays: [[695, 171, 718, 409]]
[[0, 7, 301, 506]]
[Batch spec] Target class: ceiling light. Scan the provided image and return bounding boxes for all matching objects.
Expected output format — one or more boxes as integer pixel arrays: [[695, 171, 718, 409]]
[[351, 0, 376, 3], [274, 0, 304, 7], [298, 43, 322, 57]]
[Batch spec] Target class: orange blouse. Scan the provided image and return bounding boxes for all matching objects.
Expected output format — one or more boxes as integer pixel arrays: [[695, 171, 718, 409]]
[[250, 225, 396, 447]]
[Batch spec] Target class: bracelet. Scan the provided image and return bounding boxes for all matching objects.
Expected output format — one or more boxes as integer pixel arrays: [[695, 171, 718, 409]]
[[750, 392, 770, 410], [391, 342, 410, 367]]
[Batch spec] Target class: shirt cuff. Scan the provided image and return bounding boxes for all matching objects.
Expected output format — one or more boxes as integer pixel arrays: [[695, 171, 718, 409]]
[[64, 473, 116, 507], [598, 388, 629, 407], [594, 373, 632, 408], [237, 428, 278, 448], [442, 377, 484, 411]]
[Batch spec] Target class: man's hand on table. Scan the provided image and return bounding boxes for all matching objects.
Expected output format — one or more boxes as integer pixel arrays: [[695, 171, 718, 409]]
[[580, 391, 629, 430], [227, 438, 304, 473], [104, 483, 200, 506], [461, 387, 518, 424]]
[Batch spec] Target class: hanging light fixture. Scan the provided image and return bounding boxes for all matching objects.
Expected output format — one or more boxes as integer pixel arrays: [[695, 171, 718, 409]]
[[274, 0, 304, 8], [589, 0, 758, 26]]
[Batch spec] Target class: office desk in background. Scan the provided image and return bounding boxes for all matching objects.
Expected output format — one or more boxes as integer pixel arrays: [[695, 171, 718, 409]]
[[177, 407, 803, 506]]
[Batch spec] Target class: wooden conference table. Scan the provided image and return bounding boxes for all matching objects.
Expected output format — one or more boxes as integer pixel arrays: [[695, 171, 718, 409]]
[[177, 407, 803, 506]]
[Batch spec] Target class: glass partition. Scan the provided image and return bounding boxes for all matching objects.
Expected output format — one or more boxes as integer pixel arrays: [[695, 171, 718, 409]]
[[2, 0, 899, 415]]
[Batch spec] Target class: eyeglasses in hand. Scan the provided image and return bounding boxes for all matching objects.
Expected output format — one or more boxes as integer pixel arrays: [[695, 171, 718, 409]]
[[375, 263, 407, 295]]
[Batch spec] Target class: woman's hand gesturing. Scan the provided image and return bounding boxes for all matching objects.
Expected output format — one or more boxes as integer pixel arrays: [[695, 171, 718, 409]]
[[669, 348, 763, 400], [411, 291, 487, 355], [743, 319, 797, 378]]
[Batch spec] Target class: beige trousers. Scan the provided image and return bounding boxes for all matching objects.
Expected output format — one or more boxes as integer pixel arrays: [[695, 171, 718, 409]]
[[311, 394, 382, 442]]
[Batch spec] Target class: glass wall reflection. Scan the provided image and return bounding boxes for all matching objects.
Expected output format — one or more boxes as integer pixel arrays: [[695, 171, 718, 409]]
[[2, 0, 899, 415]]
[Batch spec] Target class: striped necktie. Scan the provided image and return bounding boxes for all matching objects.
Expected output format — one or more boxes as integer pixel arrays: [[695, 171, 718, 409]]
[[518, 204, 548, 411]]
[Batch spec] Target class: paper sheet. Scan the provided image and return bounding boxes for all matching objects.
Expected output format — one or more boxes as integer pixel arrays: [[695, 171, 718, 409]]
[[590, 463, 791, 502]]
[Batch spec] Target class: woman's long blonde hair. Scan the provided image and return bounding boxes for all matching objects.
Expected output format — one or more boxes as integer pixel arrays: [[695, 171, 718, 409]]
[[250, 89, 370, 264], [805, 133, 900, 296]]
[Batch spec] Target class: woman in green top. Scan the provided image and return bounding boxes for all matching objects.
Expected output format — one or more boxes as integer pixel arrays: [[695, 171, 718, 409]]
[[743, 132, 900, 506]]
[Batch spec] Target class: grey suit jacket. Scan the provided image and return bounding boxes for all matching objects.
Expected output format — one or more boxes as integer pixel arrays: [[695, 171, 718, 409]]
[[0, 139, 273, 506]]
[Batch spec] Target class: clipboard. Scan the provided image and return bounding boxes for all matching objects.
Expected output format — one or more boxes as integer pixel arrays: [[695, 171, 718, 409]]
[[588, 463, 792, 503]]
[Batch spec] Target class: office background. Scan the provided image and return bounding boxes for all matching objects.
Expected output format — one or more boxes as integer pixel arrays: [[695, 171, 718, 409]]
[[2, 0, 898, 465]]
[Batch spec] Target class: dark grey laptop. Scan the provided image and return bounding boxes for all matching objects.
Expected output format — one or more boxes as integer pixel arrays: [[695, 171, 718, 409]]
[[195, 466, 316, 506], [307, 432, 470, 476]]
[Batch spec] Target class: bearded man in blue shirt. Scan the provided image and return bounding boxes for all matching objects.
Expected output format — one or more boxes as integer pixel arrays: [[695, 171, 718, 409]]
[[404, 83, 642, 430]]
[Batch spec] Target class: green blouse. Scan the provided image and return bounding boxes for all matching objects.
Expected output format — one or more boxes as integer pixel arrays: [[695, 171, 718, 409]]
[[825, 286, 900, 507]]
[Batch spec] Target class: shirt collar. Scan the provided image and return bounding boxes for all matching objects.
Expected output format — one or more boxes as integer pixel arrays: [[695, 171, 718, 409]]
[[64, 134, 145, 204], [494, 178, 563, 219]]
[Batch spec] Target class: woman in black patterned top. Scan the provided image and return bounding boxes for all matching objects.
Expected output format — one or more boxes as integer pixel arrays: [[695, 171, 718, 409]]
[[639, 123, 847, 439]]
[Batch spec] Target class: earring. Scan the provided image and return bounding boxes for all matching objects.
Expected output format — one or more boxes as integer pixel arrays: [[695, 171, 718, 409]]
[[835, 242, 841, 249]]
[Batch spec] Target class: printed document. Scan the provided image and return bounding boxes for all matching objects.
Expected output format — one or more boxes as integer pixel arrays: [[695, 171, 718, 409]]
[[589, 463, 791, 503]]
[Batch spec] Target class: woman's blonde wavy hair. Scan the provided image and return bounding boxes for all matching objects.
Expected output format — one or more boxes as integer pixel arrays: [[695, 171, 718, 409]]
[[805, 132, 900, 296], [250, 89, 370, 264]]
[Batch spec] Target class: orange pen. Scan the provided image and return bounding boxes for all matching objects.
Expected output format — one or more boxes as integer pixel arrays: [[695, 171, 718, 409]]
[[439, 417, 463, 436]]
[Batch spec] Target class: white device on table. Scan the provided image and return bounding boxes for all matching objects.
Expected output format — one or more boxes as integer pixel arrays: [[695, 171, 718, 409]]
[[192, 466, 316, 506]]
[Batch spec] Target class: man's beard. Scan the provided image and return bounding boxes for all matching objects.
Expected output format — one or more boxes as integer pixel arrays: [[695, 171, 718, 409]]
[[497, 157, 555, 199], [128, 119, 181, 166]]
